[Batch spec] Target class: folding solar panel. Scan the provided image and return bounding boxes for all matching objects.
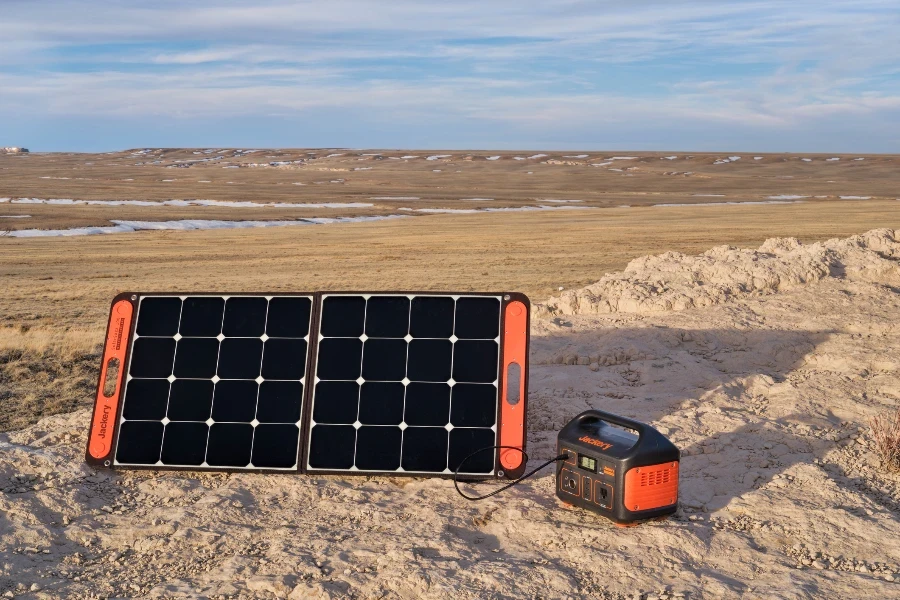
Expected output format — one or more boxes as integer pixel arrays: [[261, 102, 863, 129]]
[[87, 291, 529, 479]]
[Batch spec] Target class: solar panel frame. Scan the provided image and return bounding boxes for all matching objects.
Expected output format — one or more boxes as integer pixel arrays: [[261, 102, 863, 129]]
[[86, 291, 529, 480], [299, 291, 527, 479], [85, 292, 319, 474]]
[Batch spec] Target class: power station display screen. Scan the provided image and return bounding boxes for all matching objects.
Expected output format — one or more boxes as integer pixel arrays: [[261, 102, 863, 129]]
[[578, 454, 597, 472]]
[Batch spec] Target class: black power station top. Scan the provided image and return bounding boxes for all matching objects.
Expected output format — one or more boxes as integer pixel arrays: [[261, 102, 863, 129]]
[[556, 410, 680, 524]]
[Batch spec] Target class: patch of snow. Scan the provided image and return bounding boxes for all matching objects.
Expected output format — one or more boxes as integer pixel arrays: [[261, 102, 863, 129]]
[[801, 158, 812, 162], [854, 157, 865, 161], [398, 205, 592, 215], [653, 200, 803, 207], [826, 158, 840, 162], [692, 194, 726, 197], [591, 162, 612, 167], [0, 215, 31, 218], [767, 195, 809, 200], [400, 208, 478, 214], [6, 197, 372, 209], [754, 157, 763, 160], [662, 156, 678, 160], [370, 196, 420, 200], [7, 215, 407, 238], [484, 205, 589, 213], [486, 156, 501, 161], [564, 155, 589, 159], [325, 153, 344, 158], [527, 154, 547, 159], [426, 155, 452, 161], [839, 196, 872, 200]]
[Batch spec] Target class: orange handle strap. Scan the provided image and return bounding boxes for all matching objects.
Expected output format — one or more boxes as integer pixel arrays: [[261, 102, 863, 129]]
[[88, 299, 133, 459], [498, 301, 526, 471]]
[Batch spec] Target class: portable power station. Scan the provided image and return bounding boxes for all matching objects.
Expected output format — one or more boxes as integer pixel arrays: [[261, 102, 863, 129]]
[[556, 410, 679, 525]]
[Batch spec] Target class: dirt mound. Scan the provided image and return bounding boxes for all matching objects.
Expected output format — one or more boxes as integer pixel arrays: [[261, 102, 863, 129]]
[[536, 228, 900, 317]]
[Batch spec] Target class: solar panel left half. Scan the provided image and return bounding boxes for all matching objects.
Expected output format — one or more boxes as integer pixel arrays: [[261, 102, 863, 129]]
[[85, 293, 316, 472]]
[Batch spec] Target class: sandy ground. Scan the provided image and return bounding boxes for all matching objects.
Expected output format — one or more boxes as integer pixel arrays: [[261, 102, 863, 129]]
[[2, 229, 899, 599]]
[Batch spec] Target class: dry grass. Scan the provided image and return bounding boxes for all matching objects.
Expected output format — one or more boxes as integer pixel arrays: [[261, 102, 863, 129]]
[[2, 201, 899, 433], [2, 149, 900, 433], [871, 408, 900, 472], [0, 327, 101, 432], [0, 326, 101, 358]]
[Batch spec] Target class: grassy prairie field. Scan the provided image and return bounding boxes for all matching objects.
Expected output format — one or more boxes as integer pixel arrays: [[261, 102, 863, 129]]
[[1, 149, 899, 431]]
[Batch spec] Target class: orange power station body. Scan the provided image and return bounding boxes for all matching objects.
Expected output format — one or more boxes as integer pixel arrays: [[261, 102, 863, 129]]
[[556, 410, 679, 525]]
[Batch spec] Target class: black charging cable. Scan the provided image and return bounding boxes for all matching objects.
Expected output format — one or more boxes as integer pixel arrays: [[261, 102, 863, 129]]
[[453, 445, 571, 501]]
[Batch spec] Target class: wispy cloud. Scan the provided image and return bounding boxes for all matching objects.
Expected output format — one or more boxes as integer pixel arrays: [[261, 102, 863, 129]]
[[1, 0, 898, 151]]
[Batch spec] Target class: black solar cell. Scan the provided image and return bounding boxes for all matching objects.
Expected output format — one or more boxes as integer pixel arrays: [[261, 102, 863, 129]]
[[93, 290, 527, 480], [114, 295, 312, 470], [305, 294, 501, 475]]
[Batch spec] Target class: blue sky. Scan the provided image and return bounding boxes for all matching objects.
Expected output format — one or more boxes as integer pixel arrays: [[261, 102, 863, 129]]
[[2, 1, 899, 152]]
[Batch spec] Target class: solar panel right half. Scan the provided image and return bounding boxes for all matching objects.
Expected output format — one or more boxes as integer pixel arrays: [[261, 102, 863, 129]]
[[301, 292, 529, 479]]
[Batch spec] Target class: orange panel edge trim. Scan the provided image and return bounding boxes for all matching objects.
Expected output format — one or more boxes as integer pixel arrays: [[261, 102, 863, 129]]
[[88, 299, 133, 460], [623, 462, 679, 512], [499, 300, 527, 471]]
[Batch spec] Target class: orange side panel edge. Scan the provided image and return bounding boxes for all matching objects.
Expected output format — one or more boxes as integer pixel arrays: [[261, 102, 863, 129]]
[[88, 299, 133, 460], [498, 300, 527, 471], [623, 462, 679, 512]]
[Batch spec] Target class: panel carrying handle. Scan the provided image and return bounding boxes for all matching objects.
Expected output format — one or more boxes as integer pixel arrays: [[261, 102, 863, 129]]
[[573, 409, 649, 441], [87, 297, 134, 462], [498, 299, 528, 476]]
